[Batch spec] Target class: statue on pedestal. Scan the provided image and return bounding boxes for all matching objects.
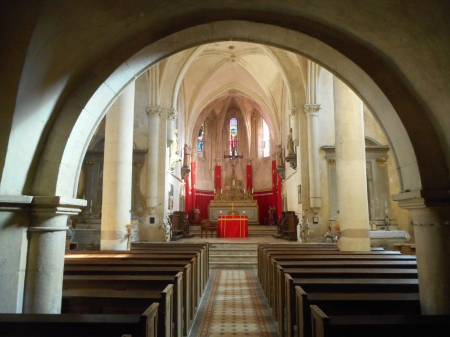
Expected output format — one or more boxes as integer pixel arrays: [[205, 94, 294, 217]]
[[183, 144, 191, 167], [276, 144, 283, 167]]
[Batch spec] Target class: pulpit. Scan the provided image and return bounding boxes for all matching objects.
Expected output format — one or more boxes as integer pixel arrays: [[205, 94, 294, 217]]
[[217, 215, 249, 238]]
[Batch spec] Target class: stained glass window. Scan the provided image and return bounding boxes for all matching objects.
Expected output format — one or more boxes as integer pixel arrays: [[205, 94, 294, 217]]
[[229, 117, 238, 154], [197, 123, 204, 156], [263, 119, 270, 157]]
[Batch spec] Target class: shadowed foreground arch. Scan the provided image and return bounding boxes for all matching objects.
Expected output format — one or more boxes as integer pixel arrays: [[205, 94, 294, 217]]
[[34, 21, 441, 200]]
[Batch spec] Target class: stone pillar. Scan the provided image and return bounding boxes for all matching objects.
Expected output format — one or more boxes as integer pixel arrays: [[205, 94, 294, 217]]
[[333, 77, 370, 251], [100, 82, 135, 250], [393, 191, 450, 314], [304, 104, 321, 213], [24, 197, 85, 313], [146, 105, 162, 214], [166, 108, 177, 147]]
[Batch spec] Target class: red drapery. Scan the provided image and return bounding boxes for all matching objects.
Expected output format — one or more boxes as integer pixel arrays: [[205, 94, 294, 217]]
[[277, 173, 283, 219], [253, 190, 274, 225], [272, 160, 278, 211], [196, 189, 215, 220], [246, 165, 252, 189], [185, 174, 191, 214], [215, 165, 222, 189], [191, 162, 197, 209]]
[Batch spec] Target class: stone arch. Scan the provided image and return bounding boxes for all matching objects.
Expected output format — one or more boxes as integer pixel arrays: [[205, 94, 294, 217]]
[[33, 20, 438, 199]]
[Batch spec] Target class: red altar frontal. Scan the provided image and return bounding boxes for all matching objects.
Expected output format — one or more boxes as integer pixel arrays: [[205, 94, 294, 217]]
[[217, 215, 249, 238]]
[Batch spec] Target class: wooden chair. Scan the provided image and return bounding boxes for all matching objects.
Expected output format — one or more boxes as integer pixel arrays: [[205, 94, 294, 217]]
[[200, 219, 217, 238]]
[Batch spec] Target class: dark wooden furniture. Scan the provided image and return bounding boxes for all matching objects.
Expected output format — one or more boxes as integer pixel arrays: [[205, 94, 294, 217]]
[[0, 305, 159, 337], [310, 305, 450, 337], [280, 211, 298, 241], [297, 288, 420, 337], [200, 219, 217, 238]]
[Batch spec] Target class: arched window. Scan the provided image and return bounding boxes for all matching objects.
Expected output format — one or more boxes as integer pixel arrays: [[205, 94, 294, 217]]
[[229, 117, 238, 154], [262, 119, 270, 157], [197, 123, 204, 157]]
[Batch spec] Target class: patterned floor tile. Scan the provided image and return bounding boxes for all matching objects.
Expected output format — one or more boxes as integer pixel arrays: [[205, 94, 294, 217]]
[[198, 270, 274, 337]]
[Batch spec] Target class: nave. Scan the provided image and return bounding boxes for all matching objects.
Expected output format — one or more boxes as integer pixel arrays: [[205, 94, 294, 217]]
[[190, 269, 278, 337], [1, 239, 450, 337]]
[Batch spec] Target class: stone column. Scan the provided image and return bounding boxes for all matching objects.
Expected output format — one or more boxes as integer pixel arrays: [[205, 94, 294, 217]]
[[100, 82, 135, 250], [166, 108, 177, 147], [394, 191, 450, 314], [146, 106, 162, 214], [24, 197, 85, 313], [333, 77, 370, 251], [304, 104, 321, 213]]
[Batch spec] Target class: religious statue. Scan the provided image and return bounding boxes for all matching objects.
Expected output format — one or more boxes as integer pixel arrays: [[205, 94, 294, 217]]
[[287, 128, 295, 155], [276, 144, 283, 167], [183, 144, 191, 167]]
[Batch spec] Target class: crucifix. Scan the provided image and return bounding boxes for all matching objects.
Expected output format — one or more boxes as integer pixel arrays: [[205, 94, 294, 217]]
[[224, 146, 243, 185]]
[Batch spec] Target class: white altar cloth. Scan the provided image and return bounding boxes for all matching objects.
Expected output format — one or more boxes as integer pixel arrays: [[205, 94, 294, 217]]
[[369, 230, 410, 241]]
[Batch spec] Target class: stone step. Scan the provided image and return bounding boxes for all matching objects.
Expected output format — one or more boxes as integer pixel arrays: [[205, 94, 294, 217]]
[[208, 242, 258, 269], [210, 255, 257, 260]]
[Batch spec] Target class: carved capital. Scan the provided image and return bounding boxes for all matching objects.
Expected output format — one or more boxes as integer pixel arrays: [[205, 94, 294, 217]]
[[329, 159, 336, 167], [165, 108, 178, 120], [290, 107, 300, 117], [304, 104, 321, 117], [377, 158, 387, 167], [146, 105, 162, 117]]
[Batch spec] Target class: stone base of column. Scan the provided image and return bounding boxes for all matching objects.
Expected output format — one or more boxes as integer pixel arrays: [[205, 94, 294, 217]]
[[414, 224, 450, 314], [393, 191, 450, 314], [339, 237, 371, 251]]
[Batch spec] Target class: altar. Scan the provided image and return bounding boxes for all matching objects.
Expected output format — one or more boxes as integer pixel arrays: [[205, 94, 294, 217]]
[[208, 147, 259, 224], [217, 215, 249, 237], [369, 230, 410, 250]]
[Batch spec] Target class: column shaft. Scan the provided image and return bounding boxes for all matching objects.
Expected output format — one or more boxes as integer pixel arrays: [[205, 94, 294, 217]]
[[333, 77, 370, 251], [24, 197, 85, 313], [101, 82, 135, 250], [305, 105, 321, 212], [146, 106, 161, 214], [393, 192, 450, 314]]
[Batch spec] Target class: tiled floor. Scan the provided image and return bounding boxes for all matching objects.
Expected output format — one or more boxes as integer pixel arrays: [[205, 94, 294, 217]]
[[190, 270, 280, 337]]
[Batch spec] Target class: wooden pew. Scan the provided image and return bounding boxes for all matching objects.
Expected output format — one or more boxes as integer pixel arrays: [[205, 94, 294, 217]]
[[268, 257, 417, 337], [262, 251, 406, 298], [0, 303, 159, 337], [310, 305, 450, 337], [130, 243, 210, 290], [265, 253, 414, 307], [257, 245, 338, 284], [63, 275, 180, 337], [284, 277, 419, 337], [62, 287, 171, 337], [276, 267, 418, 336], [65, 253, 202, 313], [64, 257, 196, 337], [64, 264, 192, 335], [297, 288, 420, 337]]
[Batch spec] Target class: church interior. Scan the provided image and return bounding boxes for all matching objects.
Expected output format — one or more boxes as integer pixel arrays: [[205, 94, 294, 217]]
[[1, 0, 450, 335]]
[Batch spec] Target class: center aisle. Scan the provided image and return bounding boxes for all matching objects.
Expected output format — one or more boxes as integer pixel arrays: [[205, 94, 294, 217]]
[[190, 269, 280, 337]]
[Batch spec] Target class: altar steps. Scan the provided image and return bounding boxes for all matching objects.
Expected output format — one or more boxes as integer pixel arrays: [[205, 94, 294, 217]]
[[189, 225, 278, 238], [209, 243, 258, 269]]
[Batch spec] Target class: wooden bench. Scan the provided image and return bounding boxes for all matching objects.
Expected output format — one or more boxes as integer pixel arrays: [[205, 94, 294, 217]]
[[265, 254, 415, 307], [129, 243, 210, 290], [284, 277, 419, 337], [276, 267, 418, 335], [0, 303, 158, 337], [310, 305, 450, 337], [261, 251, 407, 297], [65, 253, 202, 312], [297, 288, 420, 337], [63, 275, 180, 337], [64, 264, 192, 335], [62, 287, 171, 337]]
